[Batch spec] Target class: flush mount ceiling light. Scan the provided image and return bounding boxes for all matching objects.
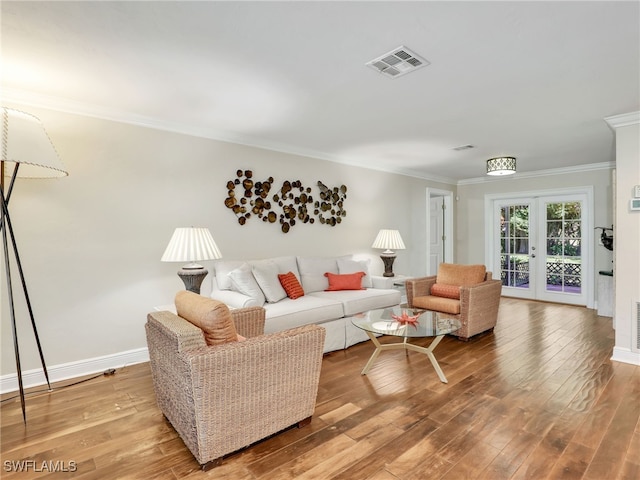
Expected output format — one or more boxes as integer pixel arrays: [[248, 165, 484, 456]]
[[486, 157, 517, 176], [366, 46, 430, 78]]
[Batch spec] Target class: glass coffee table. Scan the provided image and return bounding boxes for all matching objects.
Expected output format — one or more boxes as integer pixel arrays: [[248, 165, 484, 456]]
[[351, 306, 461, 383]]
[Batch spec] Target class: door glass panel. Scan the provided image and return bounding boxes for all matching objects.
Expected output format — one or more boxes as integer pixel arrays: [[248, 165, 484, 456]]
[[500, 205, 530, 289], [545, 201, 582, 294]]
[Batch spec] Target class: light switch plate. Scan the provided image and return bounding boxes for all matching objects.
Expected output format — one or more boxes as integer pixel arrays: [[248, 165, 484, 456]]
[[634, 185, 640, 198]]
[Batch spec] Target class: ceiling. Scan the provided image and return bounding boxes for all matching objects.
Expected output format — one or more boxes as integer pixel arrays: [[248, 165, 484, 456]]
[[2, 1, 639, 183]]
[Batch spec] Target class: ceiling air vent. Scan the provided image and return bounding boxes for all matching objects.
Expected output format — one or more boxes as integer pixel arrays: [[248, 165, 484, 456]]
[[453, 144, 475, 151], [366, 46, 430, 78]]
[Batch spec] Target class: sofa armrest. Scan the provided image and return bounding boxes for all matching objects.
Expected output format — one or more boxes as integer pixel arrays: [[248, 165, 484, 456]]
[[230, 306, 266, 338], [405, 276, 437, 307], [210, 288, 262, 309], [371, 275, 393, 289]]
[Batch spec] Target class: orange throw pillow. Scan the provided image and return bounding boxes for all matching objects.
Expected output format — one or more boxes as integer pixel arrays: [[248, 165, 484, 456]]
[[324, 271, 365, 291], [278, 272, 305, 299], [431, 283, 461, 299]]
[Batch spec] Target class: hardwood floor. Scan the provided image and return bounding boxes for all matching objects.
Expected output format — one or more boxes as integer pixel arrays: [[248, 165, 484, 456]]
[[1, 298, 639, 479]]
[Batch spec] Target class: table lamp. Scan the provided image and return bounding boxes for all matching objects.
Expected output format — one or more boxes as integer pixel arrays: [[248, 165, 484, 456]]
[[372, 229, 405, 277], [161, 227, 222, 294]]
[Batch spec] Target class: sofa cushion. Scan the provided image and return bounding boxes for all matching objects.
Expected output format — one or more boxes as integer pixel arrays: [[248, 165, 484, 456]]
[[436, 263, 486, 287], [227, 263, 266, 305], [175, 290, 239, 345], [262, 295, 344, 334], [337, 257, 373, 288], [412, 295, 461, 315], [431, 283, 461, 299], [311, 288, 401, 316], [325, 272, 365, 291], [278, 272, 305, 299], [252, 260, 287, 303], [297, 256, 339, 293]]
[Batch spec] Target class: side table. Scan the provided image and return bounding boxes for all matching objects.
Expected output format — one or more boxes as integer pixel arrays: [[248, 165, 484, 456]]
[[391, 275, 413, 304]]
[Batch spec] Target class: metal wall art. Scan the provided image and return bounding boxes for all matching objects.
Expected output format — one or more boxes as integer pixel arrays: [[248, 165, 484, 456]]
[[225, 170, 347, 233]]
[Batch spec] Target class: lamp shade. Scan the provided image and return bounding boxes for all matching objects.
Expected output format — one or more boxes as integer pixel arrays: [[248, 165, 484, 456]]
[[372, 229, 406, 251], [1, 107, 68, 178], [486, 156, 516, 176], [161, 227, 222, 266]]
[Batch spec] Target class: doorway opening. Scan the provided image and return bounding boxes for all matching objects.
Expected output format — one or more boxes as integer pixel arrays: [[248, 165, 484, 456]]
[[426, 188, 454, 275]]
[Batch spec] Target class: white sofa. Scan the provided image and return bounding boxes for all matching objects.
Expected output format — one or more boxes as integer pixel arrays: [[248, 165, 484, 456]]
[[209, 255, 401, 353]]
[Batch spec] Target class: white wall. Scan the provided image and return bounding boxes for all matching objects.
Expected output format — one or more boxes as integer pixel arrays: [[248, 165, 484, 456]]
[[1, 105, 448, 383], [608, 113, 640, 365]]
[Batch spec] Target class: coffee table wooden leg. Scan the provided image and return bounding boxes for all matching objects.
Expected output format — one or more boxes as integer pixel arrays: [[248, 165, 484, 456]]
[[360, 332, 449, 383], [423, 335, 448, 383], [402, 335, 449, 383], [361, 331, 383, 375]]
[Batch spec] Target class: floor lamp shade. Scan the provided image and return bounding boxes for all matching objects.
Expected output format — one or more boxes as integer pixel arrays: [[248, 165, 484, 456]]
[[1, 107, 68, 423], [161, 227, 222, 294], [372, 229, 406, 277], [2, 108, 68, 178]]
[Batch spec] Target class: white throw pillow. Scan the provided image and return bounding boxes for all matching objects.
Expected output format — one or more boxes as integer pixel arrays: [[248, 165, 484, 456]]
[[227, 263, 266, 305], [337, 258, 373, 288], [251, 260, 287, 303], [213, 260, 244, 290], [297, 256, 339, 293]]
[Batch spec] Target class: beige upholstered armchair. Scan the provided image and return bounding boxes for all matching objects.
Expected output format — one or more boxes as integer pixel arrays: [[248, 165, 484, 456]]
[[405, 263, 502, 341], [145, 291, 325, 470]]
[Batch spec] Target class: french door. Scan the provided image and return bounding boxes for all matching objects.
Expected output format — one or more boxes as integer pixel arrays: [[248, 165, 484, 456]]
[[488, 190, 592, 306]]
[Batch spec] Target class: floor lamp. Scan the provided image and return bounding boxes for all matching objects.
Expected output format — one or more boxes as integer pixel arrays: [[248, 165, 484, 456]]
[[1, 107, 68, 423]]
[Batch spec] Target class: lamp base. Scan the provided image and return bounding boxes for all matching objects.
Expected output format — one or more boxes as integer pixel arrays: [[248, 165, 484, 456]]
[[380, 254, 397, 277], [177, 268, 208, 294]]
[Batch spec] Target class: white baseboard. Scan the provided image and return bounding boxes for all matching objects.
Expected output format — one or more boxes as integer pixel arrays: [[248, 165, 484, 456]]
[[611, 346, 640, 366], [0, 348, 149, 394]]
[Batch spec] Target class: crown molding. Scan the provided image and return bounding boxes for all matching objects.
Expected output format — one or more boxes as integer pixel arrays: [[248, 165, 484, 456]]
[[1, 88, 613, 187], [2, 88, 459, 184], [457, 161, 615, 186], [604, 111, 640, 130]]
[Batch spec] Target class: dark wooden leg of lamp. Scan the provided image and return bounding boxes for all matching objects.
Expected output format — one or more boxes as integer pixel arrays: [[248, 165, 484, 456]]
[[177, 268, 209, 295], [1, 166, 52, 423]]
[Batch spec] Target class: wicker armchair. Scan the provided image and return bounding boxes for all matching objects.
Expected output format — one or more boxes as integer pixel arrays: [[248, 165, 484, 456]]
[[145, 300, 325, 470], [405, 263, 502, 341]]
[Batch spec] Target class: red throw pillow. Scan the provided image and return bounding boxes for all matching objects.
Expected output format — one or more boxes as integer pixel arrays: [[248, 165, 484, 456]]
[[430, 283, 461, 299], [324, 271, 365, 291], [278, 272, 305, 299]]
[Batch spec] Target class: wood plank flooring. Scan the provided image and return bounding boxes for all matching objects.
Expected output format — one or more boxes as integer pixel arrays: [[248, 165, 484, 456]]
[[1, 298, 639, 479]]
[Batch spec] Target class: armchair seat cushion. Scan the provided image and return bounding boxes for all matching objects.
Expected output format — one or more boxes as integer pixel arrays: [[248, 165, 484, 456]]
[[412, 295, 461, 314]]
